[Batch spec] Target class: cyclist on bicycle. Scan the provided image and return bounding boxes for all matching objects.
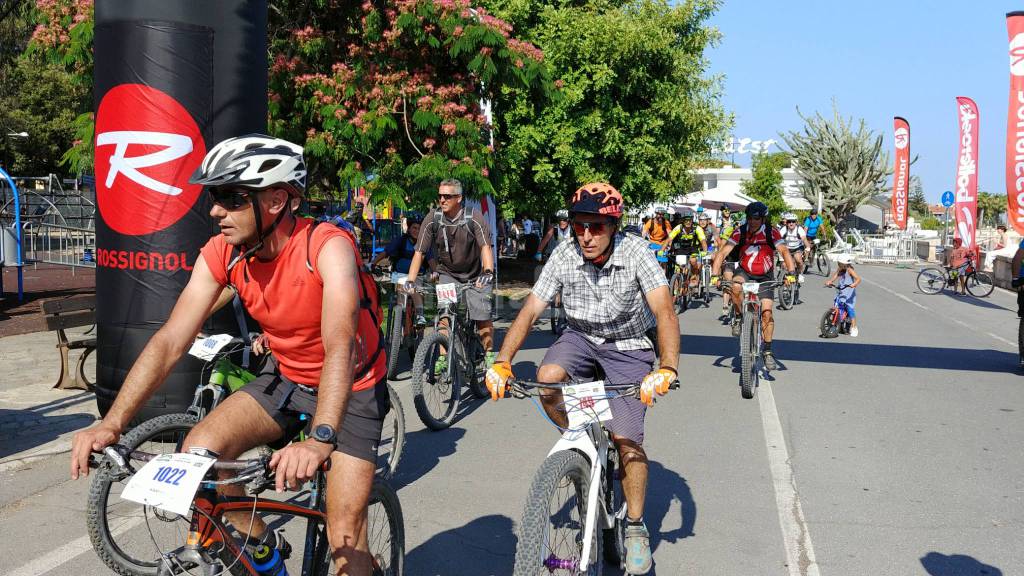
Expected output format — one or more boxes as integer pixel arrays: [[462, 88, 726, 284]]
[[485, 182, 679, 575], [778, 212, 811, 276], [717, 213, 741, 316], [667, 209, 707, 286], [698, 212, 718, 253], [404, 178, 497, 367], [535, 209, 572, 261], [371, 212, 434, 326], [710, 201, 796, 371], [642, 207, 672, 247], [70, 134, 388, 575], [803, 207, 824, 242]]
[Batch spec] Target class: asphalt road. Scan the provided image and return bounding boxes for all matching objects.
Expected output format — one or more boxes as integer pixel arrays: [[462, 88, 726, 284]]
[[1, 264, 1021, 575]]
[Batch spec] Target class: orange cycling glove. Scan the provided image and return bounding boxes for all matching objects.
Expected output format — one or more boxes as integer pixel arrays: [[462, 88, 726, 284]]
[[640, 368, 677, 406], [485, 361, 513, 401]]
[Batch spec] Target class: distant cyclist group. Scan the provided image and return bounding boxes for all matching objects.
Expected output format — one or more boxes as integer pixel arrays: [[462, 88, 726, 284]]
[[71, 132, 847, 576]]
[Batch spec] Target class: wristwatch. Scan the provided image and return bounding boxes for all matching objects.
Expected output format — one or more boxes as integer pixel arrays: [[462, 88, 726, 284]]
[[312, 424, 337, 445]]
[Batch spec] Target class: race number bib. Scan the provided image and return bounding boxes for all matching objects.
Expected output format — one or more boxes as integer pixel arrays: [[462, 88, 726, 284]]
[[119, 452, 217, 516], [435, 283, 458, 306], [187, 334, 233, 361], [391, 273, 408, 286], [564, 381, 614, 429]]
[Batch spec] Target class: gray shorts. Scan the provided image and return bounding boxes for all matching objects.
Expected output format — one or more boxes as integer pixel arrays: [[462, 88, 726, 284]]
[[732, 270, 775, 300], [540, 329, 655, 444], [438, 273, 493, 321], [238, 357, 388, 463]]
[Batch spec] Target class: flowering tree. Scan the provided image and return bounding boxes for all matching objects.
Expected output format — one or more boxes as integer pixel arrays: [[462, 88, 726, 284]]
[[269, 0, 548, 207]]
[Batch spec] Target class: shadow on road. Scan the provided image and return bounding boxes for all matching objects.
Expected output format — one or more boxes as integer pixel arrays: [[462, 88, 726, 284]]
[[926, 291, 1013, 313], [406, 514, 516, 576], [0, 401, 96, 459], [646, 460, 696, 550], [920, 551, 1002, 575], [684, 335, 1018, 373], [389, 426, 466, 491]]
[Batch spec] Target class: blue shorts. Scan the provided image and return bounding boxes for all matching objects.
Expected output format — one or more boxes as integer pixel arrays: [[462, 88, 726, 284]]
[[540, 328, 655, 444]]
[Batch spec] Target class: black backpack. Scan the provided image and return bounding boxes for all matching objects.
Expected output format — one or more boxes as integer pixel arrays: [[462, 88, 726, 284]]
[[734, 223, 776, 259]]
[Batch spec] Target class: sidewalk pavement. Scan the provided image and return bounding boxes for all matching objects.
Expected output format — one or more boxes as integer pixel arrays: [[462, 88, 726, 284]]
[[0, 327, 98, 472]]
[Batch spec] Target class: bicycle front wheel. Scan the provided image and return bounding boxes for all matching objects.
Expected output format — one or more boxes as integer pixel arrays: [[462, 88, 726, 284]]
[[816, 252, 831, 276], [387, 304, 405, 379], [819, 308, 839, 338], [377, 383, 406, 479], [777, 272, 794, 310], [87, 413, 199, 576], [916, 267, 946, 295], [739, 310, 757, 399], [670, 273, 687, 314], [966, 272, 994, 297], [513, 450, 601, 576], [411, 331, 460, 430], [367, 480, 405, 575]]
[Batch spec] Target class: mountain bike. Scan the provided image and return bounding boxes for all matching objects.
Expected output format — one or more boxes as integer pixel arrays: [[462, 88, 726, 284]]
[[820, 284, 853, 338], [721, 279, 784, 399], [697, 253, 713, 306], [668, 255, 690, 314], [87, 336, 405, 575], [88, 443, 403, 576], [505, 378, 676, 576], [774, 262, 796, 310], [382, 272, 424, 379], [916, 255, 994, 297], [804, 238, 831, 277], [411, 281, 489, 430]]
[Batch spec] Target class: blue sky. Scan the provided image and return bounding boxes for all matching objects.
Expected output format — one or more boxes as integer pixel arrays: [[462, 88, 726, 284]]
[[708, 0, 1020, 203]]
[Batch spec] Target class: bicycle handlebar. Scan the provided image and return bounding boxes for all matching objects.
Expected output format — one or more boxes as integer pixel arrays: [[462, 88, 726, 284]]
[[90, 445, 275, 489], [505, 378, 680, 400]]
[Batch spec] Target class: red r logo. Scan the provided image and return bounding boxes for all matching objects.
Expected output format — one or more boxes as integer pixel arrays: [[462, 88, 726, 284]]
[[94, 84, 207, 236]]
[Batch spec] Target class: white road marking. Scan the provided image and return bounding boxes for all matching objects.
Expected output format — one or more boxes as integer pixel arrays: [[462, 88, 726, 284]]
[[7, 514, 146, 576], [861, 276, 1014, 350], [759, 380, 822, 576]]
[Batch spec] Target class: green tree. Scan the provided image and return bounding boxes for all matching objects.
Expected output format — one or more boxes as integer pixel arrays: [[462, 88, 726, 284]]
[[908, 175, 928, 216], [781, 107, 890, 226], [976, 191, 1006, 227], [489, 0, 731, 215], [741, 151, 788, 221]]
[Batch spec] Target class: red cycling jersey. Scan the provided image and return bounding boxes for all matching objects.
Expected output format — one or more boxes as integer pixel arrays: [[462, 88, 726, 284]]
[[728, 223, 785, 276]]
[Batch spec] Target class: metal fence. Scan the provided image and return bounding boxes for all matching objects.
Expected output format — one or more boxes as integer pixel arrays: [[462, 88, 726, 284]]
[[21, 221, 96, 270], [843, 231, 918, 264]]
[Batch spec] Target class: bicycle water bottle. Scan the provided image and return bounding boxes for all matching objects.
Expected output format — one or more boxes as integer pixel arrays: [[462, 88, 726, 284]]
[[251, 544, 289, 576]]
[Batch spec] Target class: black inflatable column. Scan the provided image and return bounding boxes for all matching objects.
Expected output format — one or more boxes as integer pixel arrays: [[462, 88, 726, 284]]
[[93, 0, 267, 420]]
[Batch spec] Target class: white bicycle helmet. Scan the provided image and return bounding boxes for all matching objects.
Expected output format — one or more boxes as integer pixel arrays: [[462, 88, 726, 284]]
[[555, 209, 569, 220], [190, 134, 306, 195], [783, 212, 797, 221]]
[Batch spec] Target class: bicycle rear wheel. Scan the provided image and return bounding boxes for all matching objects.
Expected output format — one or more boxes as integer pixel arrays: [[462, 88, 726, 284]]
[[87, 413, 199, 576], [367, 480, 405, 575], [411, 331, 460, 430], [377, 383, 405, 479], [739, 310, 757, 399], [966, 272, 994, 297], [777, 271, 794, 310], [513, 450, 601, 576], [670, 272, 687, 314], [819, 308, 839, 338], [916, 267, 946, 295]]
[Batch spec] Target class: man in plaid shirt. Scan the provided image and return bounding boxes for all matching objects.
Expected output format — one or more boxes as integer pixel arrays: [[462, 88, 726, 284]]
[[485, 183, 680, 575]]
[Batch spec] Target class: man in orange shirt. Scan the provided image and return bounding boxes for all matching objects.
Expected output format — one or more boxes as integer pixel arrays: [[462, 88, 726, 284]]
[[642, 208, 672, 247], [70, 135, 387, 575], [948, 237, 972, 295]]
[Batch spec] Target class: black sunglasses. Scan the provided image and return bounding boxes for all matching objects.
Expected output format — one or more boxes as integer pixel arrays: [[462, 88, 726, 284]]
[[438, 193, 461, 200], [208, 188, 253, 210]]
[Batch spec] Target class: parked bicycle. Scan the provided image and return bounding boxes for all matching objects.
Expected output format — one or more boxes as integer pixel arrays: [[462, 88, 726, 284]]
[[804, 238, 831, 277], [88, 442, 403, 576], [820, 284, 853, 338], [410, 281, 489, 430], [87, 336, 405, 575], [505, 378, 676, 576], [916, 255, 994, 297], [720, 279, 784, 399]]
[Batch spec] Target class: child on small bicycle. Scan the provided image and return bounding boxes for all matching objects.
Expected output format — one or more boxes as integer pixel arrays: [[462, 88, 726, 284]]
[[825, 254, 861, 337]]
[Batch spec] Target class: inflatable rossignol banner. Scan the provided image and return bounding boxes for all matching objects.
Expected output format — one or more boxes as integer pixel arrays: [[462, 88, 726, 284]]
[[1006, 12, 1024, 235], [953, 96, 979, 252], [93, 0, 267, 420]]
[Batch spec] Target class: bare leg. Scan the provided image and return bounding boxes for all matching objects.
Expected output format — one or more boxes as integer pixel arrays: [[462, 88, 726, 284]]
[[760, 302, 775, 343], [181, 393, 284, 536], [324, 451, 376, 576], [614, 436, 648, 521], [536, 363, 569, 429], [476, 319, 494, 352], [730, 283, 743, 316]]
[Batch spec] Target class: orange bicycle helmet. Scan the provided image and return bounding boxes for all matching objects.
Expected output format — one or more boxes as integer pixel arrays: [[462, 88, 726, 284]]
[[569, 183, 624, 219]]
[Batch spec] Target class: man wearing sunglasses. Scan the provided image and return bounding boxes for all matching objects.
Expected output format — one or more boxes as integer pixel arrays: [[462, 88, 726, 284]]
[[404, 178, 497, 367], [485, 182, 680, 575], [710, 201, 796, 371], [70, 134, 388, 575]]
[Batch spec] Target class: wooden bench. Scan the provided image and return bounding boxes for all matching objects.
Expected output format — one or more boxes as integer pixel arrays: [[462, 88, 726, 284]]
[[40, 295, 96, 390]]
